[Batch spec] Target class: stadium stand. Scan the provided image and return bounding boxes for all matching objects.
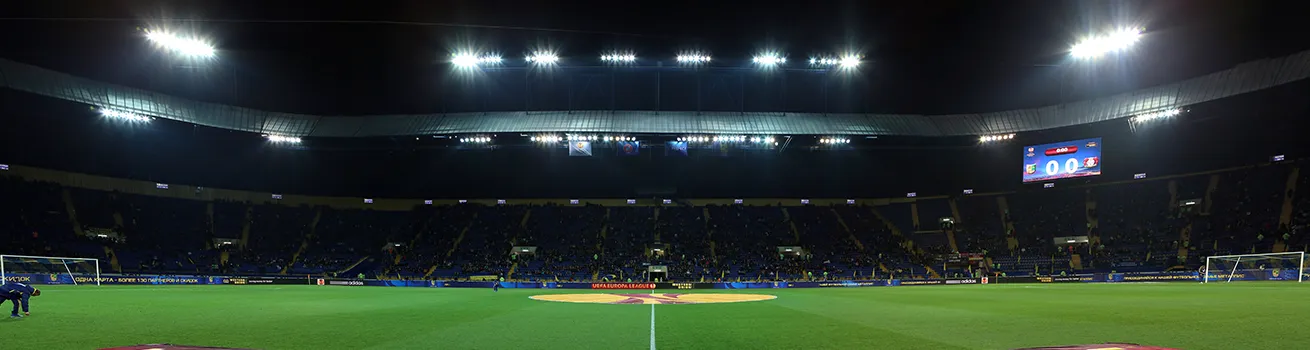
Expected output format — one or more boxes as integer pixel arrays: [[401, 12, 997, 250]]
[[0, 159, 1307, 282]]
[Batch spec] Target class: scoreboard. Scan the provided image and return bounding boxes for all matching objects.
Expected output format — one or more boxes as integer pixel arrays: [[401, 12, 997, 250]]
[[1022, 137, 1102, 183]]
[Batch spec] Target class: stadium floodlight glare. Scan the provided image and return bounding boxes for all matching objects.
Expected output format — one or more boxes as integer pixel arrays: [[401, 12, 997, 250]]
[[99, 108, 152, 122], [532, 135, 561, 143], [752, 54, 786, 66], [676, 54, 712, 64], [810, 56, 859, 68], [452, 53, 479, 67], [144, 29, 215, 58], [1130, 108, 1181, 124], [525, 51, 559, 65], [601, 54, 637, 63], [1071, 28, 1143, 59], [452, 53, 502, 67], [839, 55, 861, 68], [265, 134, 302, 143], [978, 133, 1016, 143]]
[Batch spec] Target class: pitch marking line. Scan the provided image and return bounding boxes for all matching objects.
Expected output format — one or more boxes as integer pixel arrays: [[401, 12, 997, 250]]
[[650, 298, 657, 350]]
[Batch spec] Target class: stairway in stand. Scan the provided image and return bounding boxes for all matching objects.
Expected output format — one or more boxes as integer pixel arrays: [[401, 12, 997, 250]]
[[996, 196, 1018, 251], [281, 207, 322, 275], [869, 206, 938, 278], [829, 208, 866, 251], [945, 199, 961, 252], [782, 208, 801, 244], [1273, 167, 1299, 253]]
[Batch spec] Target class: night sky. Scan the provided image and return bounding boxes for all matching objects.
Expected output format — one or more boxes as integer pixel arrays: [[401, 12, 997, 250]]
[[2, 0, 1306, 115]]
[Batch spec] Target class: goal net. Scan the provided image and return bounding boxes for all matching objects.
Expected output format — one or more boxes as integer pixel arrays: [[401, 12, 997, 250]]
[[1, 255, 102, 286], [1203, 252, 1305, 283]]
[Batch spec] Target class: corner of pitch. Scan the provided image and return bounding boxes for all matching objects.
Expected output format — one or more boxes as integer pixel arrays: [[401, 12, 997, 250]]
[[528, 293, 777, 305]]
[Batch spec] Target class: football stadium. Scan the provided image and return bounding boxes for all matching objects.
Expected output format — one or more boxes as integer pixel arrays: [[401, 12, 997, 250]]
[[2, 1, 1310, 349]]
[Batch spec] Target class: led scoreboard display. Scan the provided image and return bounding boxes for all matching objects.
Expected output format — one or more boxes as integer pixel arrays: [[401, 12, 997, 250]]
[[1022, 138, 1102, 183]]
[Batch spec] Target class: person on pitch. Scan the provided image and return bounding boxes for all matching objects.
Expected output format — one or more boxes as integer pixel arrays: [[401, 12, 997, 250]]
[[0, 281, 41, 318]]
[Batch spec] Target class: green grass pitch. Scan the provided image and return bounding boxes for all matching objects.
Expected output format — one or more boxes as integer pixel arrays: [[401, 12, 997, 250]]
[[3, 283, 1308, 349]]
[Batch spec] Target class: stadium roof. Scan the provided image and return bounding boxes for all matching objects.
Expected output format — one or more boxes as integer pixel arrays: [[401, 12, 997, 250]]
[[5, 52, 1309, 137], [3, 1, 1309, 137]]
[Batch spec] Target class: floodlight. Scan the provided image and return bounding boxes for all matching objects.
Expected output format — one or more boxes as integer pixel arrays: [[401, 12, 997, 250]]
[[526, 52, 559, 64], [1130, 108, 1181, 123], [452, 53, 480, 67], [453, 53, 502, 67], [145, 29, 215, 58], [979, 133, 1016, 143], [839, 55, 861, 68], [265, 134, 302, 143], [752, 54, 785, 66], [677, 54, 711, 63], [601, 53, 637, 63], [1071, 28, 1143, 59], [99, 108, 151, 122]]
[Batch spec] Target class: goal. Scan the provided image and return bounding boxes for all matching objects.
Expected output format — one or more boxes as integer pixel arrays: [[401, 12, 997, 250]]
[[1203, 252, 1305, 283], [1, 255, 102, 286]]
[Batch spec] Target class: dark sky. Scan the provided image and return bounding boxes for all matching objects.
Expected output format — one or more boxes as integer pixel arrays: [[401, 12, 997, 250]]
[[2, 0, 1306, 115]]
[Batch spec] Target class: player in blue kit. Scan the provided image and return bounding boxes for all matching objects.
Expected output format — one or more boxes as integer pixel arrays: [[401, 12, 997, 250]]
[[0, 282, 41, 318]]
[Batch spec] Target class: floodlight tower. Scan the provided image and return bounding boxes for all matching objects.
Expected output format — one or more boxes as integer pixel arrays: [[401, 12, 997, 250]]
[[143, 28, 240, 103], [1070, 28, 1143, 60], [1055, 27, 1145, 102], [144, 29, 216, 58]]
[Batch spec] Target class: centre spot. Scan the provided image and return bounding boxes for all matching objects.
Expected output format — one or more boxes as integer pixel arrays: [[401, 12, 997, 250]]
[[529, 293, 777, 304]]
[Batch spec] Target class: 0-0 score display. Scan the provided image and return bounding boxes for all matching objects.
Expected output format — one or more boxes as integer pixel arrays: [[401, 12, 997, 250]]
[[1022, 138, 1102, 183]]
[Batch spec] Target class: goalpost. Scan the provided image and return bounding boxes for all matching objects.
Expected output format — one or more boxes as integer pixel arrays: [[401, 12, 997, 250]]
[[1203, 252, 1305, 283], [1, 255, 102, 286]]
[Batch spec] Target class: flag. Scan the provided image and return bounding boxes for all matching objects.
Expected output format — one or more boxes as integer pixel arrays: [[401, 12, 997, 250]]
[[569, 141, 592, 156], [666, 141, 687, 156], [617, 141, 640, 156]]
